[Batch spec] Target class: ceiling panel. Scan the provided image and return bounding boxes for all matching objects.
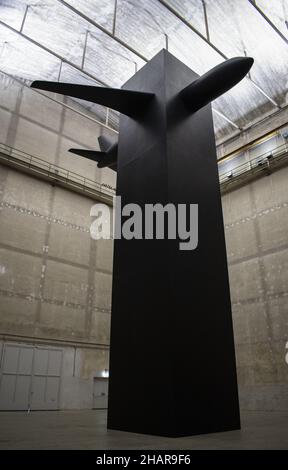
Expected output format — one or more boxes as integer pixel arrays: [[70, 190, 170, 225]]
[[212, 110, 240, 142], [65, 0, 116, 31], [163, 0, 207, 36], [213, 75, 275, 129], [84, 27, 145, 87], [22, 0, 88, 66], [0, 24, 60, 81], [116, 0, 174, 59], [0, 0, 28, 30], [0, 0, 287, 143], [257, 0, 288, 40], [206, 0, 288, 106]]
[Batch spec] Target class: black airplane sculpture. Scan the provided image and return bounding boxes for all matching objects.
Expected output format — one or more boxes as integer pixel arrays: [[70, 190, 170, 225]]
[[69, 135, 118, 171], [32, 55, 252, 172], [31, 50, 253, 437]]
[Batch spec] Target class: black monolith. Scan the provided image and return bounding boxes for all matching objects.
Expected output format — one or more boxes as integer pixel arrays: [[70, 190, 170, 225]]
[[107, 49, 240, 437]]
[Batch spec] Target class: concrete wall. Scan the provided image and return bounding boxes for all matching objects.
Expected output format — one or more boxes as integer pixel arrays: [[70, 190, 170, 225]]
[[218, 100, 288, 411], [0, 339, 108, 410], [0, 72, 117, 190], [224, 164, 288, 411], [0, 73, 114, 409], [1, 72, 288, 411], [0, 164, 112, 408]]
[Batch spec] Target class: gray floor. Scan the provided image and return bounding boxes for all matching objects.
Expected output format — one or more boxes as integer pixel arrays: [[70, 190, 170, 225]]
[[0, 410, 287, 449]]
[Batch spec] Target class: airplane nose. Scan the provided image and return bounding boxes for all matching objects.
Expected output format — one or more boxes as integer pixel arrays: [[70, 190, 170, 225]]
[[180, 55, 254, 113], [246, 57, 254, 72], [230, 57, 254, 77], [246, 57, 254, 66]]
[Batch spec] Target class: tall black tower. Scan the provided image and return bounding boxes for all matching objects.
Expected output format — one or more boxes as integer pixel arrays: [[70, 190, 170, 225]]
[[31, 49, 253, 437]]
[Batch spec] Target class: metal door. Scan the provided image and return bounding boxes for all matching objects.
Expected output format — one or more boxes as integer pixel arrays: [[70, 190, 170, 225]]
[[93, 377, 108, 409]]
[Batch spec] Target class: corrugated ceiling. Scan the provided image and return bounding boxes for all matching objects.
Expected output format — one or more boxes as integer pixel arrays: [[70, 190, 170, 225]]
[[0, 0, 287, 142]]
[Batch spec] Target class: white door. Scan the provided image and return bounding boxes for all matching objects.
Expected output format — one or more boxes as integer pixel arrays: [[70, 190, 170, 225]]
[[0, 343, 63, 411], [93, 378, 108, 409], [0, 343, 33, 410], [30, 347, 62, 410]]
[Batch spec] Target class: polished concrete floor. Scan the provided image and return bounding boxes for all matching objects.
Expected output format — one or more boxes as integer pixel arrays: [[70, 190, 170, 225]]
[[0, 410, 287, 449]]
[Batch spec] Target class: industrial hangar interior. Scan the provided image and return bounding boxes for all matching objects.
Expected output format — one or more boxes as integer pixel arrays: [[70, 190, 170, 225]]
[[0, 0, 288, 451]]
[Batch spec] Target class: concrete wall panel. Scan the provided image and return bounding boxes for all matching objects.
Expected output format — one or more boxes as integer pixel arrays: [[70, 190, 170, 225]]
[[40, 303, 86, 334], [52, 186, 93, 227], [0, 297, 37, 328], [4, 169, 53, 215], [225, 219, 258, 261], [257, 206, 288, 252], [222, 185, 254, 225], [0, 108, 12, 144], [268, 297, 288, 341], [262, 250, 288, 296], [0, 207, 47, 254], [93, 272, 112, 311], [43, 259, 88, 306], [62, 108, 101, 147], [229, 259, 262, 303], [0, 248, 42, 298], [0, 76, 19, 111], [90, 311, 111, 344], [14, 117, 58, 163], [95, 239, 113, 273], [48, 223, 90, 266], [20, 88, 62, 132]]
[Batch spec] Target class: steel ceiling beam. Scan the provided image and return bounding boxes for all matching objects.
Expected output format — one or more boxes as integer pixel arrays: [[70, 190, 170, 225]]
[[0, 20, 108, 87], [202, 0, 210, 42], [1, 0, 283, 136], [157, 0, 280, 109], [248, 0, 288, 46], [58, 0, 280, 114], [56, 0, 240, 129], [213, 109, 240, 130], [157, 0, 227, 58], [57, 0, 148, 62], [0, 18, 240, 130]]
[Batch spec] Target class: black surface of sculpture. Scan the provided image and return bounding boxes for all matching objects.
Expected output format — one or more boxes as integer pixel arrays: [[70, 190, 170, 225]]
[[31, 50, 253, 437]]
